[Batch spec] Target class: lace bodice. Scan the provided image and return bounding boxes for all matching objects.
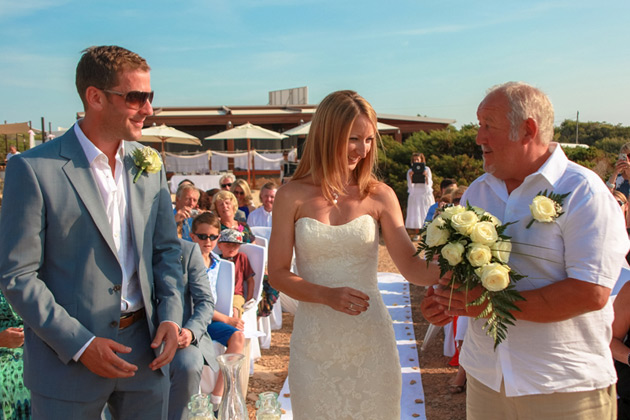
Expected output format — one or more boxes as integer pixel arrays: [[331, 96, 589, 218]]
[[289, 214, 401, 419]]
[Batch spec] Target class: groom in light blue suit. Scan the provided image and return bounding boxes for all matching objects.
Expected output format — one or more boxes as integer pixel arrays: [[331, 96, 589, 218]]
[[0, 46, 183, 419]]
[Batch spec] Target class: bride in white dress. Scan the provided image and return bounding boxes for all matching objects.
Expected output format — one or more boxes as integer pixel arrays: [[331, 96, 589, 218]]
[[269, 90, 439, 420]]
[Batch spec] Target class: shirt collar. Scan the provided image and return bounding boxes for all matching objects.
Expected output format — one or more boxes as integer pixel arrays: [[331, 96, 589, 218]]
[[74, 121, 125, 165], [480, 142, 568, 201]]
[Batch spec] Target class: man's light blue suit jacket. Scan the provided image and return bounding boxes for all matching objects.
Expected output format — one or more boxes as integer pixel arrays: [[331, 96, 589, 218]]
[[0, 127, 184, 402]]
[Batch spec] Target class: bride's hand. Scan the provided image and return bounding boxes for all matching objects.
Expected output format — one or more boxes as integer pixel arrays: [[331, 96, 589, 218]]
[[327, 287, 370, 315]]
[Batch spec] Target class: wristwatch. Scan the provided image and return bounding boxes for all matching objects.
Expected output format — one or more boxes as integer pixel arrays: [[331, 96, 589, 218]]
[[607, 181, 615, 189]]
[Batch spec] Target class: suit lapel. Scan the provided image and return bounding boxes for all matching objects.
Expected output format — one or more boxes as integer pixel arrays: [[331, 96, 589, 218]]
[[124, 143, 146, 263], [60, 131, 119, 258]]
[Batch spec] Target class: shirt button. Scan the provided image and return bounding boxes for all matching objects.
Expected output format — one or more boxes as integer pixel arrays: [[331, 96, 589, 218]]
[[113, 285, 122, 292], [110, 321, 118, 328]]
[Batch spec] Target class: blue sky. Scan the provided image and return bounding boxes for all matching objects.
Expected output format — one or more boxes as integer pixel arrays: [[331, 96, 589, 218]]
[[1, 0, 628, 132]]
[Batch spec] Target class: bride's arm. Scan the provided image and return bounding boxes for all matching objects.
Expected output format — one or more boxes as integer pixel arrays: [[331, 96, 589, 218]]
[[268, 183, 369, 314], [376, 183, 440, 286]]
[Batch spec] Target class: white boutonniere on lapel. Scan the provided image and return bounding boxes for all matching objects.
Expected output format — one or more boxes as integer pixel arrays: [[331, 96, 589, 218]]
[[526, 189, 569, 229], [132, 147, 162, 183]]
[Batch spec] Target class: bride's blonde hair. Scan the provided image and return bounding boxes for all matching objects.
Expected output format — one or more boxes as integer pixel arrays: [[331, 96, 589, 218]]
[[292, 90, 379, 202]]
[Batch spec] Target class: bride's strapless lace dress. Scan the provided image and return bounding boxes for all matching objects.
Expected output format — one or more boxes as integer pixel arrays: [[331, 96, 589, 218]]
[[289, 214, 401, 419]]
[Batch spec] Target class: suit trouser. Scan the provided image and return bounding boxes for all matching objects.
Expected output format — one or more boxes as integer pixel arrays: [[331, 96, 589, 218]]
[[32, 319, 169, 420], [168, 344, 204, 420], [466, 373, 616, 420]]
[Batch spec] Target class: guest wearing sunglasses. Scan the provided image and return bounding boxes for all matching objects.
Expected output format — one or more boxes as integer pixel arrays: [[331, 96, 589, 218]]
[[0, 46, 183, 419], [188, 213, 245, 410], [219, 174, 235, 191], [231, 179, 256, 219]]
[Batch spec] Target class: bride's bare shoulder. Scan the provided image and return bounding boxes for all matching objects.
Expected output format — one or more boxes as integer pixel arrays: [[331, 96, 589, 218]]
[[277, 177, 318, 200]]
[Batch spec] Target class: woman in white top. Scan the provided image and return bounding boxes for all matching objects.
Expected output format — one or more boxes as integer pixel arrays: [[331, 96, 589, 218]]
[[405, 152, 435, 240]]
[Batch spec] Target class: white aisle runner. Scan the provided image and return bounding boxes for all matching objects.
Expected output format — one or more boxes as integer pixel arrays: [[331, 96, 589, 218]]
[[277, 272, 426, 419]]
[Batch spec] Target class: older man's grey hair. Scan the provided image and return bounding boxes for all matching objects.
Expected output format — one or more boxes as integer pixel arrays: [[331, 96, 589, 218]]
[[176, 183, 200, 200], [486, 82, 555, 145]]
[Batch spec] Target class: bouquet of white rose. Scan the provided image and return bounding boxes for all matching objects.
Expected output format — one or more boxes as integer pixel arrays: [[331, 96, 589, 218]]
[[418, 203, 526, 348]]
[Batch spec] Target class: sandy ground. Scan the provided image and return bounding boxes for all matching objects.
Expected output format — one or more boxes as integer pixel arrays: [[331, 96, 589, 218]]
[[245, 242, 466, 420]]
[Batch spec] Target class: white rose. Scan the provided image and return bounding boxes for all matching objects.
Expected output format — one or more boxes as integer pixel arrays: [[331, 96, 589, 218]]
[[466, 243, 493, 267], [425, 217, 450, 247], [471, 206, 486, 217], [441, 242, 465, 266], [450, 211, 479, 235], [530, 195, 558, 223], [469, 221, 498, 245], [475, 263, 511, 292], [142, 147, 162, 173], [441, 205, 466, 220], [491, 240, 512, 264], [483, 212, 502, 226]]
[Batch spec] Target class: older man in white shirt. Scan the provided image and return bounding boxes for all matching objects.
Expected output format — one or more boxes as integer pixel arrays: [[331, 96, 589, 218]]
[[247, 182, 276, 228], [422, 82, 629, 420]]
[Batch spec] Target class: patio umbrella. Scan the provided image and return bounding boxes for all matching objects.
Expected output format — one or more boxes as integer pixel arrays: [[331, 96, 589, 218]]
[[140, 124, 201, 161], [283, 121, 399, 136], [204, 122, 287, 183]]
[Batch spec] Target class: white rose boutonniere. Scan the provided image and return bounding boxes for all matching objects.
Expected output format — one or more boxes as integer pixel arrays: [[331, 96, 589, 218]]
[[526, 189, 569, 228], [132, 147, 162, 183]]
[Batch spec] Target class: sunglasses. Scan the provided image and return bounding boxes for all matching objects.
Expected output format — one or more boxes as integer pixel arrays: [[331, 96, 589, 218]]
[[221, 183, 232, 188], [193, 233, 219, 241], [103, 89, 154, 109], [233, 190, 245, 196]]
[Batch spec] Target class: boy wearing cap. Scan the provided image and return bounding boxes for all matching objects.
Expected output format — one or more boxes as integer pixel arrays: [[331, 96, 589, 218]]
[[217, 229, 255, 318]]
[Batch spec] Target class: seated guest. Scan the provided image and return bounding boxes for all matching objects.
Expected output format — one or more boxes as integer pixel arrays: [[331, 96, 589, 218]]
[[174, 184, 201, 241], [231, 179, 256, 219], [212, 191, 255, 244], [168, 239, 216, 420], [0, 291, 30, 420], [219, 174, 235, 191], [217, 229, 255, 319], [198, 190, 213, 212], [424, 179, 457, 224], [189, 213, 245, 410], [247, 182, 277, 228]]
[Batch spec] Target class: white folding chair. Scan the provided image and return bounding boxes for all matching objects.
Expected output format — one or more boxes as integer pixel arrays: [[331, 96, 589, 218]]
[[250, 226, 283, 332], [239, 243, 267, 375], [250, 226, 272, 243], [200, 259, 235, 394], [253, 235, 268, 249]]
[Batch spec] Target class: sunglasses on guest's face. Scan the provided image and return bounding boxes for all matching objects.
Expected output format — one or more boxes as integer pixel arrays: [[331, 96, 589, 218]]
[[103, 89, 154, 109], [233, 190, 245, 196], [193, 233, 219, 241], [221, 183, 232, 188]]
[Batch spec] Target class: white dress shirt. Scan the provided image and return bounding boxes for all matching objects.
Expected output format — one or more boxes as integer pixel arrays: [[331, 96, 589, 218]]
[[72, 122, 143, 360], [247, 206, 272, 227], [460, 143, 630, 397]]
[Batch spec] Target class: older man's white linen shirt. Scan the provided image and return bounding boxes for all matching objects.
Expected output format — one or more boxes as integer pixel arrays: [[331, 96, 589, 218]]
[[460, 143, 630, 397]]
